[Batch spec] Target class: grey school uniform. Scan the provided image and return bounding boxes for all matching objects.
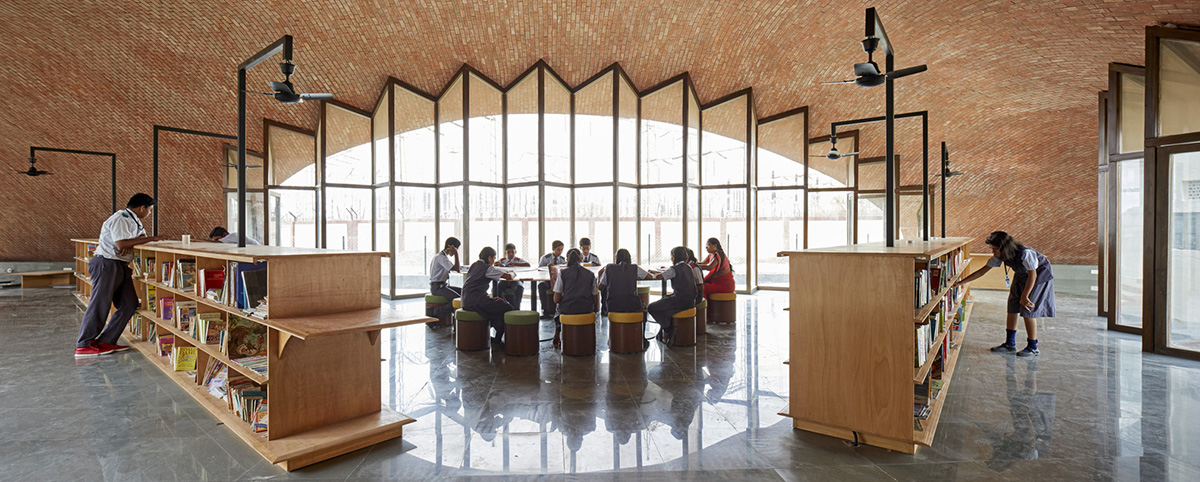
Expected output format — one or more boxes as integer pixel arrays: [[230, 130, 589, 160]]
[[553, 265, 598, 316], [538, 252, 565, 315], [599, 263, 648, 313], [647, 261, 697, 331], [496, 256, 526, 310], [462, 261, 515, 338], [429, 251, 461, 300], [988, 248, 1055, 318]]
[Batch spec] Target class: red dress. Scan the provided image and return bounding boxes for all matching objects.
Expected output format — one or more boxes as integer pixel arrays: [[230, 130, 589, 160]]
[[702, 253, 735, 297]]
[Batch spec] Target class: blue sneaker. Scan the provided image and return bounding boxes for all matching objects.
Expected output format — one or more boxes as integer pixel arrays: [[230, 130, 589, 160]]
[[990, 343, 1016, 353], [1017, 346, 1039, 357]]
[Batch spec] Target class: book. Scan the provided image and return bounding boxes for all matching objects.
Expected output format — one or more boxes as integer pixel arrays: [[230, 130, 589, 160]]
[[145, 285, 157, 312], [144, 256, 156, 280], [172, 346, 198, 371], [157, 335, 174, 357], [227, 316, 267, 358], [197, 313, 225, 346], [252, 401, 269, 433], [233, 354, 268, 377], [240, 268, 268, 313], [233, 262, 267, 309], [177, 259, 197, 291], [175, 301, 197, 333], [199, 269, 225, 297], [160, 297, 175, 321], [161, 261, 174, 287]]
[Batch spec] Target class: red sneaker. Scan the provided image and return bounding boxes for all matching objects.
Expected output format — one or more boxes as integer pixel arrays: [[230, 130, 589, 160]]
[[75, 344, 115, 358], [95, 341, 129, 353]]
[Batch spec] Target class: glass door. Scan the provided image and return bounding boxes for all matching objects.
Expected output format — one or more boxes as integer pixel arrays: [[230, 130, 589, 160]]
[[1164, 146, 1200, 353], [1104, 63, 1146, 334]]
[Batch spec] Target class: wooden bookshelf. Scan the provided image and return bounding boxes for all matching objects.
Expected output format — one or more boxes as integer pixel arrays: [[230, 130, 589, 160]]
[[70, 239, 434, 470], [778, 237, 974, 454]]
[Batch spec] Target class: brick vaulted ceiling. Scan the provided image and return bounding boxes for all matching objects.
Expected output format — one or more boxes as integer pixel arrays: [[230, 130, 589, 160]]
[[2, 1, 1199, 263]]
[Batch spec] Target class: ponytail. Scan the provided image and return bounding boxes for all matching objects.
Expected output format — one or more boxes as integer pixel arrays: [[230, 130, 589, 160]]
[[707, 237, 732, 273], [566, 248, 582, 267]]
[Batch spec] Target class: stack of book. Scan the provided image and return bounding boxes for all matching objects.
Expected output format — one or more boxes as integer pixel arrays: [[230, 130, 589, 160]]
[[198, 268, 225, 299], [193, 313, 226, 346], [175, 301, 197, 333], [233, 355, 268, 377]]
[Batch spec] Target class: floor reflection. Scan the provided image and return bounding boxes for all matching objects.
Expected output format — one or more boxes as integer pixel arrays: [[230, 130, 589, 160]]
[[985, 356, 1056, 471]]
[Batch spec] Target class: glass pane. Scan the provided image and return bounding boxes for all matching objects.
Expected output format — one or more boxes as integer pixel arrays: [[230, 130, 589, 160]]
[[225, 149, 265, 190], [544, 73, 571, 184], [1159, 38, 1200, 138], [757, 113, 806, 187], [395, 85, 436, 184], [701, 96, 748, 186], [899, 193, 927, 241], [325, 104, 372, 185], [618, 76, 638, 184], [225, 192, 265, 244], [575, 73, 614, 184], [1119, 73, 1145, 153], [468, 186, 503, 259], [687, 187, 699, 249], [1116, 159, 1144, 328], [858, 160, 885, 191], [756, 189, 803, 288], [373, 89, 391, 185], [438, 186, 463, 254], [325, 187, 371, 250], [809, 191, 852, 248], [857, 195, 885, 244], [574, 186, 613, 260], [269, 189, 316, 248], [702, 188, 748, 291], [544, 186, 571, 250], [641, 81, 684, 185], [1166, 150, 1200, 351], [618, 186, 638, 262], [396, 187, 437, 295], [268, 125, 315, 187], [686, 86, 700, 186], [507, 73, 539, 184], [468, 73, 502, 184], [506, 186, 540, 260], [375, 187, 391, 295], [640, 187, 683, 267], [439, 76, 464, 183], [809, 138, 854, 188]]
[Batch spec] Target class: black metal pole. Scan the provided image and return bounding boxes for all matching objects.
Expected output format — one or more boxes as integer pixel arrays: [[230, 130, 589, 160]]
[[110, 154, 117, 213], [922, 113, 929, 241], [885, 52, 896, 247], [152, 127, 159, 234], [941, 142, 948, 238], [237, 68, 247, 248], [151, 126, 237, 236], [29, 146, 118, 213]]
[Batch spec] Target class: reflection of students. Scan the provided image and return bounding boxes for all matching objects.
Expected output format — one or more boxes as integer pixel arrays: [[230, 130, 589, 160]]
[[957, 231, 1055, 356], [985, 356, 1055, 471]]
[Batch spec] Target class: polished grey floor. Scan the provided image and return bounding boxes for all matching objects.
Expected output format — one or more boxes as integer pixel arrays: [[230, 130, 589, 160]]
[[2, 284, 1199, 481]]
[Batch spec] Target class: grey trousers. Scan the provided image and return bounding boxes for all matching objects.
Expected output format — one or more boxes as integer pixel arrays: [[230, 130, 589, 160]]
[[77, 256, 138, 348]]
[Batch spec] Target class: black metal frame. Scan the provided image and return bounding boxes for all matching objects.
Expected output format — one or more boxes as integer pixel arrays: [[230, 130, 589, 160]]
[[830, 110, 931, 241], [237, 35, 296, 248], [151, 125, 237, 235], [28, 146, 117, 213]]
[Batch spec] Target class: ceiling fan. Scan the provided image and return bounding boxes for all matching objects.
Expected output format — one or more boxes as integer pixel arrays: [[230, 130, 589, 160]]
[[14, 157, 51, 176], [224, 163, 263, 169], [826, 137, 858, 160], [245, 61, 333, 104], [819, 37, 927, 87]]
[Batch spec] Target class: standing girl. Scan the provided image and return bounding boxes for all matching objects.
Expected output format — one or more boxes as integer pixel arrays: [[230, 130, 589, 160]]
[[956, 231, 1055, 356]]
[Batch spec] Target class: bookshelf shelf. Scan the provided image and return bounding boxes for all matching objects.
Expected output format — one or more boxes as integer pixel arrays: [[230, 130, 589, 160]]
[[71, 238, 430, 470], [780, 237, 973, 454]]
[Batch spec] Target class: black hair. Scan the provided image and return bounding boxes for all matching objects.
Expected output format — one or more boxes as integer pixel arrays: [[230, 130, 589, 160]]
[[686, 248, 697, 264], [479, 246, 496, 261], [707, 237, 732, 272], [615, 248, 632, 265], [670, 246, 689, 264], [580, 238, 591, 247], [126, 193, 155, 209], [566, 248, 582, 267], [209, 227, 229, 239], [505, 243, 516, 251], [985, 231, 1026, 264], [444, 237, 461, 249], [552, 240, 564, 249]]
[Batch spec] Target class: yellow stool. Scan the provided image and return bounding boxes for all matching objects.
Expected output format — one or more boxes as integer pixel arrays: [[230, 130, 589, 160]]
[[708, 292, 736, 324], [608, 311, 645, 354], [560, 313, 596, 356], [671, 308, 697, 347]]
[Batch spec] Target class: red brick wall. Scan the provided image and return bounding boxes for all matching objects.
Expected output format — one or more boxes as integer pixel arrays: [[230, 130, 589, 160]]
[[3, 1, 1200, 263]]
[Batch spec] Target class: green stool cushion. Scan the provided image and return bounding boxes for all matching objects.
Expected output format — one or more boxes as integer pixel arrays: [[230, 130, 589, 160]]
[[426, 294, 450, 304], [505, 310, 540, 326], [637, 286, 650, 294], [695, 299, 708, 310], [455, 309, 485, 322]]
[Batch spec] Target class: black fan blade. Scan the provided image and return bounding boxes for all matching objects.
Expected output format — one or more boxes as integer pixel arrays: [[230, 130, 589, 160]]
[[245, 91, 276, 97], [37, 171, 52, 175], [299, 93, 334, 101], [853, 61, 880, 76], [269, 80, 295, 96], [819, 79, 856, 85], [888, 65, 927, 79], [224, 163, 263, 168]]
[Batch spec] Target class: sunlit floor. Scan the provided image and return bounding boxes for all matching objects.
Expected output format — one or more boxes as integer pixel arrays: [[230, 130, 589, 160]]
[[2, 283, 1199, 481]]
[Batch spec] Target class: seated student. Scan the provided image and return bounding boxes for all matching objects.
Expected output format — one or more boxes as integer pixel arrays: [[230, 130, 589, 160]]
[[430, 237, 462, 301], [552, 249, 598, 346], [462, 247, 516, 344], [646, 246, 698, 343], [208, 226, 261, 245], [538, 240, 566, 319], [580, 237, 607, 315], [597, 248, 649, 314], [495, 243, 530, 310], [697, 237, 735, 300], [686, 248, 705, 304]]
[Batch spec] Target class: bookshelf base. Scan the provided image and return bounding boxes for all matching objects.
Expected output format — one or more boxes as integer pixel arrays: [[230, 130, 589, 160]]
[[791, 418, 917, 454], [124, 332, 415, 471]]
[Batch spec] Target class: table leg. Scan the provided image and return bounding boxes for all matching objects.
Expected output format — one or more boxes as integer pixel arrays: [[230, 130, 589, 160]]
[[530, 279, 539, 313]]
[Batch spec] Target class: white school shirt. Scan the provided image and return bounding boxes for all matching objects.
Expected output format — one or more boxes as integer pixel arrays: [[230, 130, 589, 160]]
[[691, 265, 703, 282], [96, 209, 146, 263], [986, 250, 1038, 271], [659, 260, 689, 280], [430, 251, 455, 283], [218, 232, 261, 245], [581, 252, 601, 266], [597, 265, 648, 286]]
